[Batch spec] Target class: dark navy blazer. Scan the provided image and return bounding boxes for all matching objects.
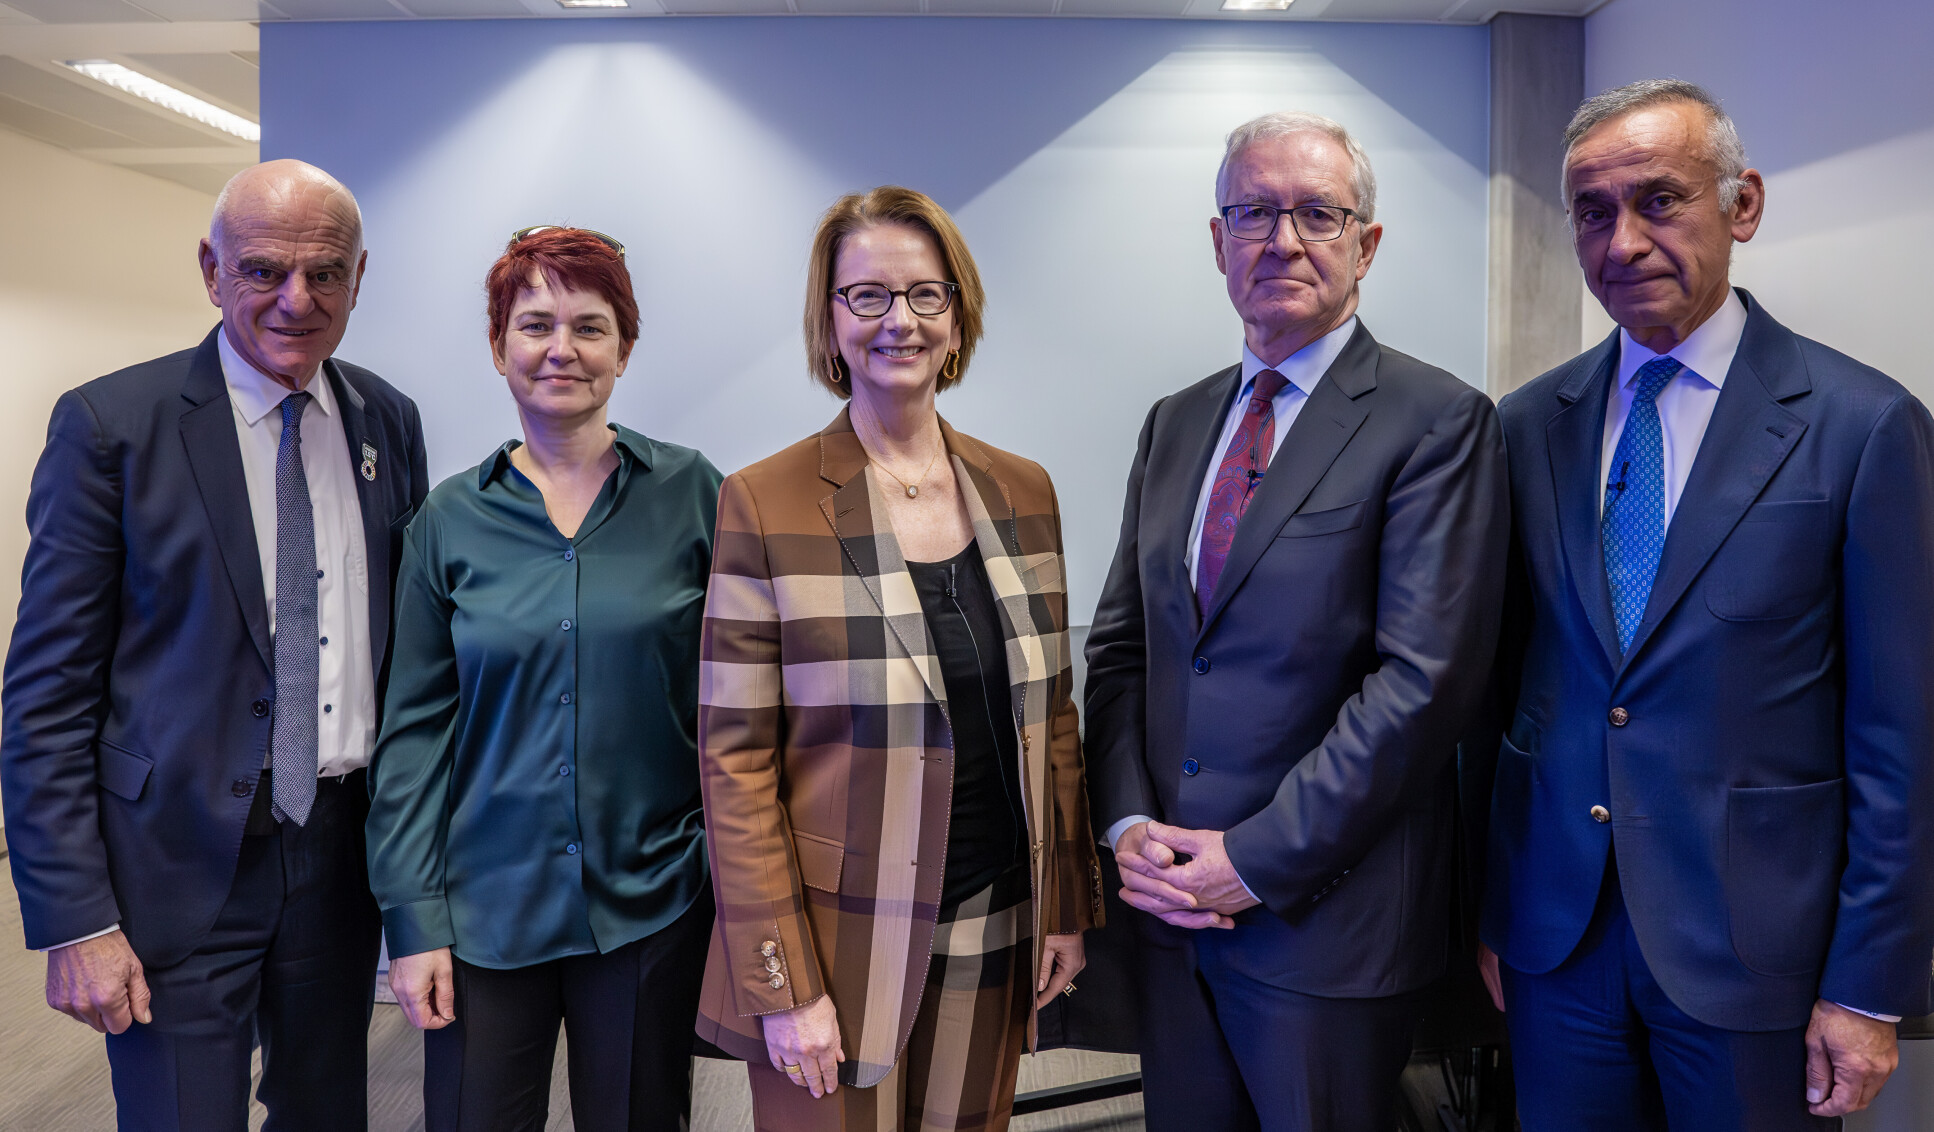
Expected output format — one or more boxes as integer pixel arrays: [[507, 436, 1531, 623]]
[[1086, 322, 1509, 996], [1478, 291, 1934, 1030], [1, 325, 427, 966]]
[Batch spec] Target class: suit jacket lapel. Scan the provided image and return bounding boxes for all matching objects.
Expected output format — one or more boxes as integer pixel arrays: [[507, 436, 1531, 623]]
[[178, 326, 272, 669], [817, 412, 945, 705], [1157, 366, 1241, 629], [1619, 298, 1808, 664], [1546, 335, 1623, 666], [1196, 323, 1375, 640], [326, 361, 394, 677]]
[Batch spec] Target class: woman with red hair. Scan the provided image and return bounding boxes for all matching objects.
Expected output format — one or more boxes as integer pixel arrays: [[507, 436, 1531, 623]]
[[367, 226, 721, 1132]]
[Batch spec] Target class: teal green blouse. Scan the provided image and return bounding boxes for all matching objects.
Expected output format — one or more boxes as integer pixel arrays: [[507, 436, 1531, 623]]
[[367, 426, 721, 969]]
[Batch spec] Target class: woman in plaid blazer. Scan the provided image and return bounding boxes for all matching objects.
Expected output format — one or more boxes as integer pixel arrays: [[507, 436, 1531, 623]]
[[695, 187, 1103, 1131]]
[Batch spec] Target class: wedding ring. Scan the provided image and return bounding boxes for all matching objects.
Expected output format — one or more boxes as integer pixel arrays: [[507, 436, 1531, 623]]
[[783, 1063, 802, 1074]]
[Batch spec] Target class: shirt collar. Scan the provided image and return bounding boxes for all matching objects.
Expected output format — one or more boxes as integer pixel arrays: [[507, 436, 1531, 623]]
[[479, 424, 652, 490], [217, 325, 336, 426], [1615, 288, 1746, 392], [1240, 315, 1357, 400]]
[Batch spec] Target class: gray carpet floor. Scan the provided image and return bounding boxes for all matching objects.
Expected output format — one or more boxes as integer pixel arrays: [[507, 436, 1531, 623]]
[[0, 863, 1142, 1131]]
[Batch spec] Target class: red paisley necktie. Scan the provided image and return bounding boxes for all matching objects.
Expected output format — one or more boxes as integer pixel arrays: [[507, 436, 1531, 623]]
[[1196, 368, 1290, 617]]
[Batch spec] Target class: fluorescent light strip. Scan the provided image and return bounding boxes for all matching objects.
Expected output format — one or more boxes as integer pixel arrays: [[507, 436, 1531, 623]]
[[557, 1, 631, 7], [1221, 0, 1293, 8], [61, 60, 260, 143]]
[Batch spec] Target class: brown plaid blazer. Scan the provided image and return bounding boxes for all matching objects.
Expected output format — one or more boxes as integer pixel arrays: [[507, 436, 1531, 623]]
[[694, 409, 1103, 1087]]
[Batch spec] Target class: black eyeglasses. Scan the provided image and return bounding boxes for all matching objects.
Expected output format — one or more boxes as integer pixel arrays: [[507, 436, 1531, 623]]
[[1217, 203, 1360, 243], [832, 281, 958, 319], [509, 225, 626, 258]]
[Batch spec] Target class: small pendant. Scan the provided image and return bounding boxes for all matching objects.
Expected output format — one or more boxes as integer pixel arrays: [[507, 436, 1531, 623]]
[[906, 485, 919, 498]]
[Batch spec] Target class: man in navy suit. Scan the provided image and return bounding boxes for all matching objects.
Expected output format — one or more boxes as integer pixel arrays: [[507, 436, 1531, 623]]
[[1474, 79, 1934, 1128], [1084, 111, 1508, 1131], [2, 160, 427, 1130]]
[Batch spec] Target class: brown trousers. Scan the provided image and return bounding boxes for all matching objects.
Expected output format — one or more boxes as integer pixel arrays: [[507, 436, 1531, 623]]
[[749, 869, 1034, 1132]]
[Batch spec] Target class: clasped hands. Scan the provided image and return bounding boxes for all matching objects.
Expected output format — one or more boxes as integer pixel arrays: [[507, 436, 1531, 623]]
[[1114, 820, 1260, 929]]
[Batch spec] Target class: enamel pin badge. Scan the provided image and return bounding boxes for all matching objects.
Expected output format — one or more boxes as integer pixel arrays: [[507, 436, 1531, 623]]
[[361, 443, 378, 482]]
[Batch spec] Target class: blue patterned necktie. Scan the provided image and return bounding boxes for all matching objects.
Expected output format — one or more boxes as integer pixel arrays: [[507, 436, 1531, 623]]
[[272, 391, 318, 826], [1602, 356, 1683, 654]]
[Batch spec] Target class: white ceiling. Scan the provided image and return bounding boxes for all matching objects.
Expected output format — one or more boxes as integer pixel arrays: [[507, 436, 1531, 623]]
[[0, 0, 1604, 193]]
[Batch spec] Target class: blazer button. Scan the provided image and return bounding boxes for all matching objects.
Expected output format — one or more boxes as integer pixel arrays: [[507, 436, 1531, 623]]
[[1193, 657, 1210, 674], [769, 973, 786, 989], [1608, 707, 1629, 727], [1590, 805, 1611, 823], [1183, 759, 1199, 775], [761, 940, 777, 958], [251, 698, 271, 718], [231, 779, 252, 797]]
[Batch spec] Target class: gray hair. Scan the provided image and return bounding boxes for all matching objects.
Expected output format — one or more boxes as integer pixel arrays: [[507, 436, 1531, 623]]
[[1215, 111, 1379, 224], [1562, 78, 1749, 211]]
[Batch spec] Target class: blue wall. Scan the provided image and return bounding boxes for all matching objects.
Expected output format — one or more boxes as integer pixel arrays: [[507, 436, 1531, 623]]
[[263, 17, 1489, 622]]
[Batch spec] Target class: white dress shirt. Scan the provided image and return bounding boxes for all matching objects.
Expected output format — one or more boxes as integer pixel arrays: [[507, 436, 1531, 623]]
[[219, 329, 376, 781], [1105, 317, 1357, 874], [41, 334, 379, 953], [1592, 291, 1895, 1022], [1597, 290, 1745, 524]]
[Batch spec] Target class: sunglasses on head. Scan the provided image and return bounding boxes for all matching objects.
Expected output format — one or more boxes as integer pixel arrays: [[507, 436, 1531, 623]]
[[508, 225, 626, 259]]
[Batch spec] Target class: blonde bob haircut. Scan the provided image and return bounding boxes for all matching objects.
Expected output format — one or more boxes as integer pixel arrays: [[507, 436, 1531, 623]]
[[803, 186, 986, 399]]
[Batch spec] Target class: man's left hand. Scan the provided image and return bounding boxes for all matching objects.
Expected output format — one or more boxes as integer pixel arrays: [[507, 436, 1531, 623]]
[[1804, 999, 1899, 1117], [1143, 822, 1262, 917]]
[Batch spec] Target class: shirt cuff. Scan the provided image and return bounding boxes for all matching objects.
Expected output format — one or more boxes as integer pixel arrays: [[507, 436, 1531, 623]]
[[1102, 815, 1153, 854], [41, 924, 120, 952], [1835, 1002, 1903, 1023]]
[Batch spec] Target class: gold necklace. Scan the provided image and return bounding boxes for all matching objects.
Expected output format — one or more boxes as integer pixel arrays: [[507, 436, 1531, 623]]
[[871, 448, 942, 499]]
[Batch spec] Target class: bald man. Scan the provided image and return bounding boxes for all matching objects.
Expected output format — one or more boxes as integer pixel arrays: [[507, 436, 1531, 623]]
[[2, 160, 427, 1131]]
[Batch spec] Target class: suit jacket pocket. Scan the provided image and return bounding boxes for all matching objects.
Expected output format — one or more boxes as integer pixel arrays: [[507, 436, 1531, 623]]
[[1277, 499, 1368, 539], [1020, 552, 1065, 595], [1727, 778, 1845, 977], [96, 739, 153, 802], [1706, 499, 1831, 621], [793, 830, 846, 893]]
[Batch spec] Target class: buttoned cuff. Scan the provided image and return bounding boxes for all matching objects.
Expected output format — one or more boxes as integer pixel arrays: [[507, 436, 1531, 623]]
[[40, 924, 120, 952], [380, 898, 456, 959]]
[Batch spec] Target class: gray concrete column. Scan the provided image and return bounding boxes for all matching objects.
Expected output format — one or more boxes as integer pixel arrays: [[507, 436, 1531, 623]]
[[1487, 13, 1585, 399]]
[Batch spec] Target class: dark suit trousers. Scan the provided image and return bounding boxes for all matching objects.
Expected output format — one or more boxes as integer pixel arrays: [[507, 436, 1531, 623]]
[[1502, 867, 1837, 1131], [103, 771, 382, 1132], [422, 885, 714, 1132], [1135, 923, 1421, 1132]]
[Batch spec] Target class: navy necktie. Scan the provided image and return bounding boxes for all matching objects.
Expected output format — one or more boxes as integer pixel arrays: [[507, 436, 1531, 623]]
[[272, 391, 318, 826], [1602, 356, 1682, 653]]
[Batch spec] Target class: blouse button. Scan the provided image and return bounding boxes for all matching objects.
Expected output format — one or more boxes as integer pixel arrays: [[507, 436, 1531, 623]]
[[562, 548, 574, 562], [559, 765, 571, 777], [560, 692, 572, 705], [560, 619, 572, 631]]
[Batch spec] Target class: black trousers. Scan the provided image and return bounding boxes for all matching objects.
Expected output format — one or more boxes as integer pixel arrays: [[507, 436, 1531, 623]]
[[423, 886, 714, 1132], [1135, 926, 1422, 1132], [103, 771, 383, 1132]]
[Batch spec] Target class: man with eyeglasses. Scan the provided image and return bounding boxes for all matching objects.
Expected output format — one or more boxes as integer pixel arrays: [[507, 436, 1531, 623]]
[[1084, 111, 1508, 1131], [2, 159, 427, 1130]]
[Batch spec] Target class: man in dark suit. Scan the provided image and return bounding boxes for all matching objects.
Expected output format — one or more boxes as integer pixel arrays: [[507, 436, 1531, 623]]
[[1474, 79, 1934, 1128], [1083, 111, 1508, 1131], [2, 159, 427, 1131]]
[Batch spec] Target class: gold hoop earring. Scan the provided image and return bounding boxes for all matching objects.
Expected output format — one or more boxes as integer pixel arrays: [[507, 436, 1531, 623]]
[[942, 350, 960, 382], [829, 354, 847, 383]]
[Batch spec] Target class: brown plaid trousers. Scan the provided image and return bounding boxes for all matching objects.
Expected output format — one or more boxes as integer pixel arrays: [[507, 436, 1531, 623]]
[[695, 409, 1103, 1091]]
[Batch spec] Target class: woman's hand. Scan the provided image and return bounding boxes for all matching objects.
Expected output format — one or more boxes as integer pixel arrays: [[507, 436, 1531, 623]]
[[1035, 932, 1087, 1008], [390, 947, 456, 1030], [762, 995, 844, 1097]]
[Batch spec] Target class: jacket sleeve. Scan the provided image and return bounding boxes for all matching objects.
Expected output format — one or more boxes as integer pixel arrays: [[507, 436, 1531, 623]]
[[0, 390, 127, 949], [364, 508, 460, 959], [1081, 398, 1165, 840], [699, 473, 828, 1017], [1820, 392, 1934, 1017], [1043, 479, 1102, 935], [1225, 385, 1511, 913]]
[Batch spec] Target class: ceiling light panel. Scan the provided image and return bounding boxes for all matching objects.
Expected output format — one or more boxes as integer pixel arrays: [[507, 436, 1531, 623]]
[[61, 60, 261, 143], [1222, 0, 1294, 8], [557, 0, 631, 7]]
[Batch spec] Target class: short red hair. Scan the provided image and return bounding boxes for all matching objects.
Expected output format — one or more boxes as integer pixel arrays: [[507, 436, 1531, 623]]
[[486, 227, 639, 357]]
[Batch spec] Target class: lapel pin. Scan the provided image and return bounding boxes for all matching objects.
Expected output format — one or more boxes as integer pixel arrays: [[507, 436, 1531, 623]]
[[361, 442, 378, 482]]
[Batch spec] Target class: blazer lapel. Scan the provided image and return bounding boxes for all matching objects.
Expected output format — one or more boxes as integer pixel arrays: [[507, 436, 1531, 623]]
[[1196, 324, 1375, 640], [817, 412, 945, 705], [178, 326, 272, 669], [1161, 367, 1242, 616], [1619, 298, 1808, 665], [325, 361, 394, 676], [1546, 335, 1623, 666]]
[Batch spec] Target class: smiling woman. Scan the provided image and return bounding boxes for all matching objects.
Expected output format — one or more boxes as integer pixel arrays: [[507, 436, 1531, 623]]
[[365, 225, 723, 1132]]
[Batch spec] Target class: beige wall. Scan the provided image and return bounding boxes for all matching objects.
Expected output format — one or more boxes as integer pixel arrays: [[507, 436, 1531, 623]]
[[0, 128, 220, 825]]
